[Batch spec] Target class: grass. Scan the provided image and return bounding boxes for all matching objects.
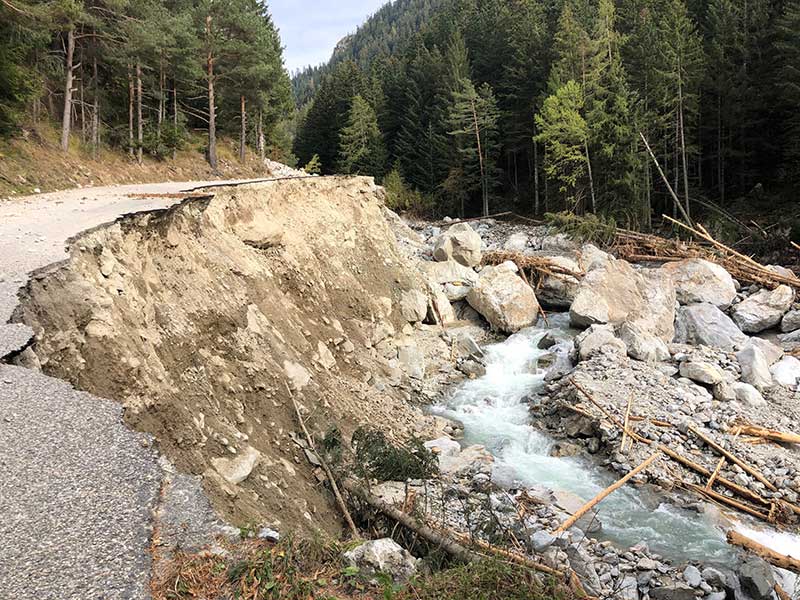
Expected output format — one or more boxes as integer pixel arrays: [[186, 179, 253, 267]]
[[151, 536, 576, 600]]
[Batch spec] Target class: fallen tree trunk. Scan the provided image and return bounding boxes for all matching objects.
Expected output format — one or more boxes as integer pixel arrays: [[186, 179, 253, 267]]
[[727, 530, 800, 572], [732, 425, 800, 446], [555, 452, 661, 533]]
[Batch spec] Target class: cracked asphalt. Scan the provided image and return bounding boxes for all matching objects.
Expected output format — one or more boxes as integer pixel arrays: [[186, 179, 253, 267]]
[[0, 180, 259, 599]]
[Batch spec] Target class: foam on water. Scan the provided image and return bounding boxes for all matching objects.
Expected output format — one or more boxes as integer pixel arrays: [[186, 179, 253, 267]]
[[434, 324, 733, 563]]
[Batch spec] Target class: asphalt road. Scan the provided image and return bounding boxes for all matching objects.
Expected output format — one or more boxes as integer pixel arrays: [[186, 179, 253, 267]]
[[0, 179, 259, 599]]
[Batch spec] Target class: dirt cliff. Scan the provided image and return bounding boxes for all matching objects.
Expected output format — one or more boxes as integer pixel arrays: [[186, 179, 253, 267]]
[[15, 176, 445, 534]]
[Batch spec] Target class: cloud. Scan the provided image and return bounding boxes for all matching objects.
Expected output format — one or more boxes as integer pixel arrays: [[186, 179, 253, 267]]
[[269, 0, 388, 73]]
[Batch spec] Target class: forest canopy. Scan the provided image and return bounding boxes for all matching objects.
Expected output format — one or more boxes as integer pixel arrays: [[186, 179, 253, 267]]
[[293, 0, 800, 227], [0, 0, 293, 167]]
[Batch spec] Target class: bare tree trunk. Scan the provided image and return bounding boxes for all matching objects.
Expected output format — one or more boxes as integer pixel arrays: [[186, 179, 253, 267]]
[[584, 140, 596, 214], [136, 62, 143, 165], [257, 109, 265, 161], [470, 98, 488, 217], [533, 136, 540, 215], [239, 94, 246, 163], [91, 54, 99, 158], [79, 49, 86, 143], [717, 96, 724, 204], [673, 116, 679, 219], [157, 59, 164, 139], [128, 66, 134, 158], [60, 27, 75, 153], [172, 83, 178, 160], [206, 16, 218, 172], [678, 75, 691, 220]]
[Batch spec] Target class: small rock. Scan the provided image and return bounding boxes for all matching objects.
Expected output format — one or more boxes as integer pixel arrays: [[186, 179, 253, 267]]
[[683, 565, 702, 587], [531, 530, 556, 552], [679, 361, 724, 385], [343, 538, 418, 584]]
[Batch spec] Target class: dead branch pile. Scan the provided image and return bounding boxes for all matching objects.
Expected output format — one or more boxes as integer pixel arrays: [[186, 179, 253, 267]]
[[483, 251, 585, 284]]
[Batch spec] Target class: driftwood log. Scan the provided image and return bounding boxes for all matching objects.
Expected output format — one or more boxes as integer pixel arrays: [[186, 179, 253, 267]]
[[732, 425, 800, 446], [727, 530, 800, 572]]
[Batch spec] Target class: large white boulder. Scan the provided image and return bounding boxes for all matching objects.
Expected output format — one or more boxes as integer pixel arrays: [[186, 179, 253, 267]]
[[466, 262, 539, 333], [211, 445, 261, 485], [570, 261, 675, 341], [399, 289, 428, 323], [420, 260, 478, 301], [433, 223, 482, 267], [619, 321, 670, 362], [537, 255, 581, 309], [731, 382, 766, 406], [735, 345, 773, 390], [781, 310, 800, 333], [674, 304, 748, 351], [731, 285, 795, 333], [503, 232, 529, 252], [679, 361, 725, 385], [574, 324, 627, 360], [577, 244, 612, 272], [661, 258, 737, 308], [343, 539, 418, 583], [770, 356, 800, 388], [747, 337, 784, 365]]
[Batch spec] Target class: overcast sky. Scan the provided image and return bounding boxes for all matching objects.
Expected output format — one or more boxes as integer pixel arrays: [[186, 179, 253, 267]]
[[270, 0, 389, 74]]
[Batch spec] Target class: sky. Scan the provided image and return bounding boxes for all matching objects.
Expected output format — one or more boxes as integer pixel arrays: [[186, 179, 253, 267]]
[[270, 0, 389, 74]]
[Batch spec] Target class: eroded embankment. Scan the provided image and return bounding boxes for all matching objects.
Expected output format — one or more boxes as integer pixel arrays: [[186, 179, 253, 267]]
[[14, 176, 444, 534]]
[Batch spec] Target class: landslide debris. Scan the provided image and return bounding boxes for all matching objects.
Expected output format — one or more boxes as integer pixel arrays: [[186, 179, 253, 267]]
[[14, 176, 450, 534]]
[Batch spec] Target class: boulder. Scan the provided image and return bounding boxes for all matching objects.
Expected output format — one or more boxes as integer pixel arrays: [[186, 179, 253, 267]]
[[427, 286, 456, 324], [575, 324, 627, 360], [466, 262, 539, 333], [735, 345, 773, 390], [674, 303, 748, 351], [577, 243, 612, 272], [433, 223, 482, 267], [731, 382, 766, 406], [781, 309, 800, 333], [399, 289, 428, 323], [397, 343, 426, 380], [210, 445, 261, 485], [679, 361, 725, 385], [420, 260, 478, 301], [738, 558, 775, 600], [661, 258, 737, 308], [570, 261, 675, 341], [650, 584, 697, 600], [343, 538, 418, 584], [731, 285, 794, 333], [439, 444, 493, 478], [503, 232, 529, 252], [284, 360, 312, 391], [424, 437, 461, 457], [747, 337, 784, 365], [619, 321, 670, 362], [537, 255, 581, 308], [770, 356, 800, 388]]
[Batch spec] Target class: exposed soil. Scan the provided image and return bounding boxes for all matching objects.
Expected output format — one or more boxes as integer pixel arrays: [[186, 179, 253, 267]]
[[14, 177, 447, 535]]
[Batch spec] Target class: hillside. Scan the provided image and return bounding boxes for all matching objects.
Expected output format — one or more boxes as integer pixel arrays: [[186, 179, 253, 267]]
[[292, 0, 800, 250]]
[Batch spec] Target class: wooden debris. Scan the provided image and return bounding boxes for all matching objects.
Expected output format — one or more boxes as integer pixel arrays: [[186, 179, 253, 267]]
[[621, 394, 634, 453], [687, 426, 778, 492], [732, 424, 800, 446], [775, 583, 793, 600], [483, 251, 585, 285], [706, 457, 726, 491], [685, 483, 770, 521], [555, 451, 661, 533], [727, 530, 800, 572]]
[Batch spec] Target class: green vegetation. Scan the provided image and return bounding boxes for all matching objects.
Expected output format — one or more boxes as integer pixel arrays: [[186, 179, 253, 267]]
[[0, 0, 292, 169], [351, 427, 439, 482], [293, 0, 800, 227]]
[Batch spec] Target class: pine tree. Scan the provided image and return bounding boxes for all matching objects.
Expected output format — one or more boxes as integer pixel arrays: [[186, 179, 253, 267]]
[[338, 94, 386, 176], [775, 0, 800, 184], [448, 78, 500, 217]]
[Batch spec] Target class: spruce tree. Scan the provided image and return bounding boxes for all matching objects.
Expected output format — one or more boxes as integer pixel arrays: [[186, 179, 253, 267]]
[[774, 0, 800, 184], [338, 94, 386, 177]]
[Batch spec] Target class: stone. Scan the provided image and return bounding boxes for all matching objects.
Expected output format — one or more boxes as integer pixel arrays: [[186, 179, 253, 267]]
[[283, 361, 311, 391], [554, 490, 602, 534], [713, 381, 736, 402], [315, 341, 336, 370], [211, 445, 261, 485], [531, 530, 556, 552], [503, 232, 529, 252], [424, 437, 461, 457], [450, 330, 484, 359], [438, 445, 493, 478], [372, 320, 395, 345], [618, 576, 639, 600], [343, 538, 418, 583], [570, 260, 675, 341], [428, 286, 456, 324], [575, 324, 627, 361], [420, 259, 479, 301], [731, 382, 766, 407], [537, 256, 581, 308], [577, 243, 612, 272], [458, 359, 486, 378], [781, 309, 800, 333], [738, 558, 775, 600], [466, 262, 539, 333], [747, 337, 784, 365], [674, 303, 748, 351], [433, 223, 482, 267], [649, 584, 696, 600], [619, 321, 670, 362], [701, 567, 726, 587], [99, 247, 117, 278], [679, 361, 725, 385], [399, 289, 428, 323], [661, 258, 737, 308], [770, 356, 800, 388], [257, 527, 280, 542], [636, 557, 658, 571], [683, 565, 702, 587], [731, 285, 794, 333], [735, 345, 773, 390], [565, 544, 602, 596], [397, 343, 426, 380]]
